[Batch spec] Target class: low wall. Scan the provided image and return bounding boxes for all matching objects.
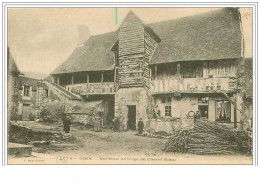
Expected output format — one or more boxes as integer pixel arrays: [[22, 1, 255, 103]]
[[69, 114, 92, 126], [69, 113, 104, 127], [147, 117, 194, 134]]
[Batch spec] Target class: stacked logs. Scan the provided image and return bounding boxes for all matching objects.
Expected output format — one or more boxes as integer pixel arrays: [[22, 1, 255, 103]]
[[163, 119, 252, 155]]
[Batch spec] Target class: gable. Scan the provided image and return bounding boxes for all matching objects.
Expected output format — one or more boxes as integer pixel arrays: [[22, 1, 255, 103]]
[[119, 11, 145, 57], [18, 76, 39, 91]]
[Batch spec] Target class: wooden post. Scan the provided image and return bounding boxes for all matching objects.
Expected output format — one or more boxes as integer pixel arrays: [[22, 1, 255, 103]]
[[87, 73, 89, 83], [155, 65, 158, 80], [71, 75, 74, 84], [149, 67, 152, 80], [177, 64, 181, 75], [114, 67, 117, 83], [114, 67, 118, 91], [234, 95, 237, 128], [101, 72, 104, 83], [222, 93, 240, 129], [101, 72, 104, 92], [57, 76, 60, 85]]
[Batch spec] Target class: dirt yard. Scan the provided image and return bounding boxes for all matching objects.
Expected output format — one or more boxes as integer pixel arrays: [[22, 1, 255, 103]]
[[8, 121, 253, 165]]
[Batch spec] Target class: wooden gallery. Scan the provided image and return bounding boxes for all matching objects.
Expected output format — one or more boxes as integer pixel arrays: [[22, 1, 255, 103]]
[[49, 8, 247, 131]]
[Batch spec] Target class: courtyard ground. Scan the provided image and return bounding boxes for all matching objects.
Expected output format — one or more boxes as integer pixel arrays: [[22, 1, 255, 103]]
[[8, 121, 252, 165]]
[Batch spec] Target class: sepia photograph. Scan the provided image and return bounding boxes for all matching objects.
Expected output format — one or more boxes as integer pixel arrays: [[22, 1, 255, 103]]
[[6, 6, 254, 165]]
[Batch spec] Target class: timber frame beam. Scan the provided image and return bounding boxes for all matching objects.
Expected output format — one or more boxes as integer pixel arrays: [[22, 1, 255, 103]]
[[222, 92, 241, 129]]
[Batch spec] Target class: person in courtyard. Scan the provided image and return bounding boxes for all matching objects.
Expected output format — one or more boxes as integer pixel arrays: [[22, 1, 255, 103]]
[[137, 118, 144, 135], [88, 110, 95, 128], [204, 111, 208, 119], [154, 105, 161, 120], [94, 113, 102, 132], [63, 115, 72, 135], [194, 111, 201, 124], [112, 117, 120, 132], [195, 111, 200, 119]]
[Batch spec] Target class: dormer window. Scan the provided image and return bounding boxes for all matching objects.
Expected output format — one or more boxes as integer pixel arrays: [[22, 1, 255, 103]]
[[24, 85, 30, 96]]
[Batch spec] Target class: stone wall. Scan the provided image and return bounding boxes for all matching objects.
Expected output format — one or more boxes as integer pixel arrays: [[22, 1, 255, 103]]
[[154, 95, 198, 119], [115, 87, 152, 130], [154, 94, 241, 123], [17, 88, 38, 120], [237, 58, 252, 130], [40, 81, 113, 125], [148, 116, 194, 134], [70, 113, 91, 126], [240, 99, 253, 131]]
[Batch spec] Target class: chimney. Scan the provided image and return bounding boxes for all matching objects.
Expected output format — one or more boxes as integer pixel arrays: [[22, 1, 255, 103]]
[[77, 25, 90, 47]]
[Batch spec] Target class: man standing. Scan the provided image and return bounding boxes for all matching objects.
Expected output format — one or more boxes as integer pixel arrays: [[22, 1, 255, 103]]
[[94, 113, 102, 132], [137, 118, 144, 135], [112, 117, 120, 132], [63, 115, 72, 135]]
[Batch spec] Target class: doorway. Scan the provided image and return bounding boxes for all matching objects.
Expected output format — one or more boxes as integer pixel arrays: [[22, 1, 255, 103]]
[[22, 103, 31, 120], [215, 100, 231, 123], [127, 105, 136, 130], [198, 105, 208, 119]]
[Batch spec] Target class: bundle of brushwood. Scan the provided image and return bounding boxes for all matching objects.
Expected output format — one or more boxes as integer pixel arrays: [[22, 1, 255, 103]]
[[163, 119, 252, 155]]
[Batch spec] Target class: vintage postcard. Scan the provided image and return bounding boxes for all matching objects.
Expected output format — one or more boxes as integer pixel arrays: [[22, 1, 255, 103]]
[[6, 6, 254, 165]]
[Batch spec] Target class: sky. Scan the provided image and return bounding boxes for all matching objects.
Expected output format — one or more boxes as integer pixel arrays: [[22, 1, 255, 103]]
[[7, 7, 252, 74]]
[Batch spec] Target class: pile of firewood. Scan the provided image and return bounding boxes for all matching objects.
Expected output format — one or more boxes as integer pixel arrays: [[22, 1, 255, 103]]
[[163, 119, 252, 155]]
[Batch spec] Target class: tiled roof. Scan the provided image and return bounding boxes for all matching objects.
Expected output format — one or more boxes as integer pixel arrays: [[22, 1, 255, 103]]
[[51, 32, 118, 74], [8, 47, 21, 75], [149, 8, 242, 64], [51, 8, 242, 74]]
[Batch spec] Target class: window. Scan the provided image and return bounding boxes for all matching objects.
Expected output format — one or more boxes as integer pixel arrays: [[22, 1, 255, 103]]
[[162, 97, 171, 104], [24, 86, 30, 96], [165, 106, 172, 116], [200, 97, 209, 104]]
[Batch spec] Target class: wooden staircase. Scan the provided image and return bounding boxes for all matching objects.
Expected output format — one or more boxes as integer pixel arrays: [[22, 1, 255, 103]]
[[45, 81, 81, 100]]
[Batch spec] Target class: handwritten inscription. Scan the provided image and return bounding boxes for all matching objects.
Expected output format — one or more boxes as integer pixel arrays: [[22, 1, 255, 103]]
[[56, 155, 68, 164]]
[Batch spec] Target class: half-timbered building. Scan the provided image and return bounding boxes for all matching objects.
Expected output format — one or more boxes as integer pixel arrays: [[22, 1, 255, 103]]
[[50, 8, 245, 130]]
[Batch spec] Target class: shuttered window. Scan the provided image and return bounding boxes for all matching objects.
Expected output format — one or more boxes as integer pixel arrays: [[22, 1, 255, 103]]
[[165, 106, 171, 116]]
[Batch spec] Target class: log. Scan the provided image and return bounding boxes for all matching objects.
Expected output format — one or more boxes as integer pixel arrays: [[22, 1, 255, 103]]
[[163, 119, 252, 155]]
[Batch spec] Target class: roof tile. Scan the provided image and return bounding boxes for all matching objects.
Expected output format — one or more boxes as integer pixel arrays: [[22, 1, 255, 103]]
[[51, 8, 242, 74]]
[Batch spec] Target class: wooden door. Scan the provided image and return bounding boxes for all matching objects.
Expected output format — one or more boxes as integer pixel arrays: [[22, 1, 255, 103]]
[[199, 105, 208, 119], [127, 105, 136, 130]]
